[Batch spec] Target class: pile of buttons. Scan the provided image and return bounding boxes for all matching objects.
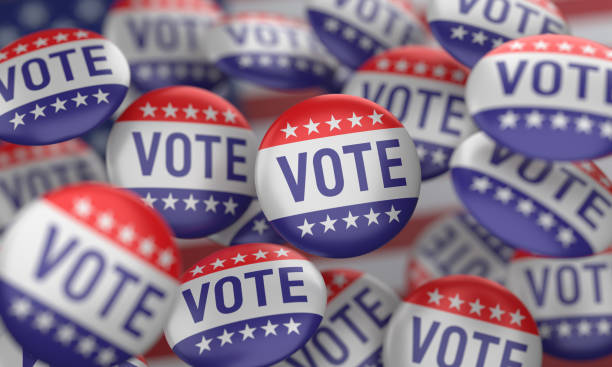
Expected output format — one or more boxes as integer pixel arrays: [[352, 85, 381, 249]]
[[0, 0, 611, 366]]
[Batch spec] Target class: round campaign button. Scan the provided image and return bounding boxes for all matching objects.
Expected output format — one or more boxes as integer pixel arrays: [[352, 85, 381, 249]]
[[306, 0, 426, 69], [467, 34, 612, 161], [164, 243, 326, 367], [343, 46, 477, 180], [275, 269, 400, 367], [103, 0, 226, 93], [508, 250, 612, 360], [255, 94, 421, 258], [450, 132, 612, 258], [106, 86, 258, 239], [384, 275, 542, 367], [407, 212, 515, 293], [0, 183, 180, 367], [0, 139, 107, 233], [427, 0, 568, 68], [206, 13, 335, 90], [208, 200, 285, 247], [0, 28, 130, 145]]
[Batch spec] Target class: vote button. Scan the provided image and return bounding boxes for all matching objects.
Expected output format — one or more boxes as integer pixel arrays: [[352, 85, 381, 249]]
[[0, 183, 180, 367], [256, 94, 421, 258], [164, 243, 326, 367], [0, 28, 130, 145], [384, 275, 542, 367]]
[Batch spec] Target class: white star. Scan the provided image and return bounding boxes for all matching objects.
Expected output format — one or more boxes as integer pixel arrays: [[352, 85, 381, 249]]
[[516, 199, 536, 216], [93, 89, 109, 104], [239, 324, 256, 340], [33, 311, 54, 332], [494, 186, 514, 204], [359, 36, 373, 50], [386, 205, 401, 223], [183, 194, 198, 211], [297, 218, 315, 237], [600, 122, 612, 139], [140, 102, 157, 117], [162, 103, 178, 117], [118, 226, 135, 244], [558, 42, 573, 52], [10, 298, 32, 319], [239, 55, 254, 68], [577, 319, 592, 336], [253, 249, 268, 260], [415, 145, 427, 160], [158, 249, 175, 269], [72, 92, 88, 107], [534, 40, 549, 50], [469, 299, 485, 315], [195, 335, 212, 354], [558, 321, 572, 337], [556, 227, 575, 248], [261, 320, 279, 336], [433, 65, 447, 78], [13, 44, 28, 54], [51, 97, 68, 112], [0, 52, 6, 60], [96, 347, 116, 366], [525, 110, 544, 128], [137, 65, 153, 80], [295, 59, 309, 71], [74, 30, 89, 39], [324, 18, 340, 32], [342, 27, 357, 40], [278, 56, 291, 68], [259, 55, 273, 67], [472, 31, 488, 46], [575, 115, 593, 133], [452, 70, 466, 82], [76, 336, 97, 357], [325, 115, 342, 131], [157, 65, 171, 78], [491, 37, 505, 48], [395, 60, 409, 72], [369, 110, 383, 125], [448, 294, 464, 310], [414, 62, 428, 74], [284, 318, 302, 335], [607, 50, 612, 59], [303, 119, 320, 135], [33, 37, 48, 47], [427, 289, 444, 305], [142, 192, 157, 207], [211, 258, 226, 269], [223, 197, 238, 215], [537, 212, 556, 231], [348, 113, 363, 127], [275, 248, 289, 257], [252, 219, 269, 235], [54, 32, 68, 42], [551, 112, 569, 130], [9, 112, 25, 130], [190, 265, 205, 276], [55, 324, 77, 345], [509, 309, 526, 326], [281, 122, 298, 138], [203, 195, 219, 212], [162, 193, 178, 210], [97, 211, 114, 232], [364, 208, 380, 225], [539, 323, 552, 339], [489, 304, 505, 321], [431, 149, 447, 166], [376, 59, 390, 70], [139, 237, 156, 257], [509, 41, 525, 50], [183, 104, 198, 119], [73, 198, 92, 218], [471, 176, 492, 194], [343, 211, 359, 228], [223, 109, 237, 123], [597, 319, 611, 335], [582, 45, 596, 55], [450, 25, 468, 40], [232, 253, 246, 263], [499, 110, 519, 129], [320, 215, 337, 233], [203, 106, 218, 121]]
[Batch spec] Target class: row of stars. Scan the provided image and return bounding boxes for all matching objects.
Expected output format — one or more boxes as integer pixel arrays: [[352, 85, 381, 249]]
[[237, 55, 328, 76], [0, 30, 90, 60], [8, 89, 110, 130], [323, 17, 383, 53], [189, 248, 291, 276], [497, 110, 612, 139], [194, 318, 302, 355], [141, 192, 240, 215], [73, 197, 175, 269], [470, 176, 576, 247], [415, 144, 449, 166], [296, 206, 402, 238], [427, 288, 527, 326], [502, 40, 612, 57], [280, 111, 384, 139], [0, 140, 83, 165], [450, 25, 505, 48], [9, 297, 118, 366], [135, 63, 222, 82], [373, 58, 467, 83], [539, 319, 612, 339], [138, 102, 237, 123]]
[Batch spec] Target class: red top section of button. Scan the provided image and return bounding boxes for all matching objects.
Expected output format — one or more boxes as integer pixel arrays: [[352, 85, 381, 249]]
[[487, 34, 612, 61], [406, 275, 539, 335], [116, 86, 251, 129], [45, 183, 180, 279], [0, 28, 106, 64], [323, 269, 363, 304], [0, 139, 91, 171], [110, 0, 222, 13], [359, 46, 470, 86], [182, 243, 307, 283], [259, 94, 403, 150]]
